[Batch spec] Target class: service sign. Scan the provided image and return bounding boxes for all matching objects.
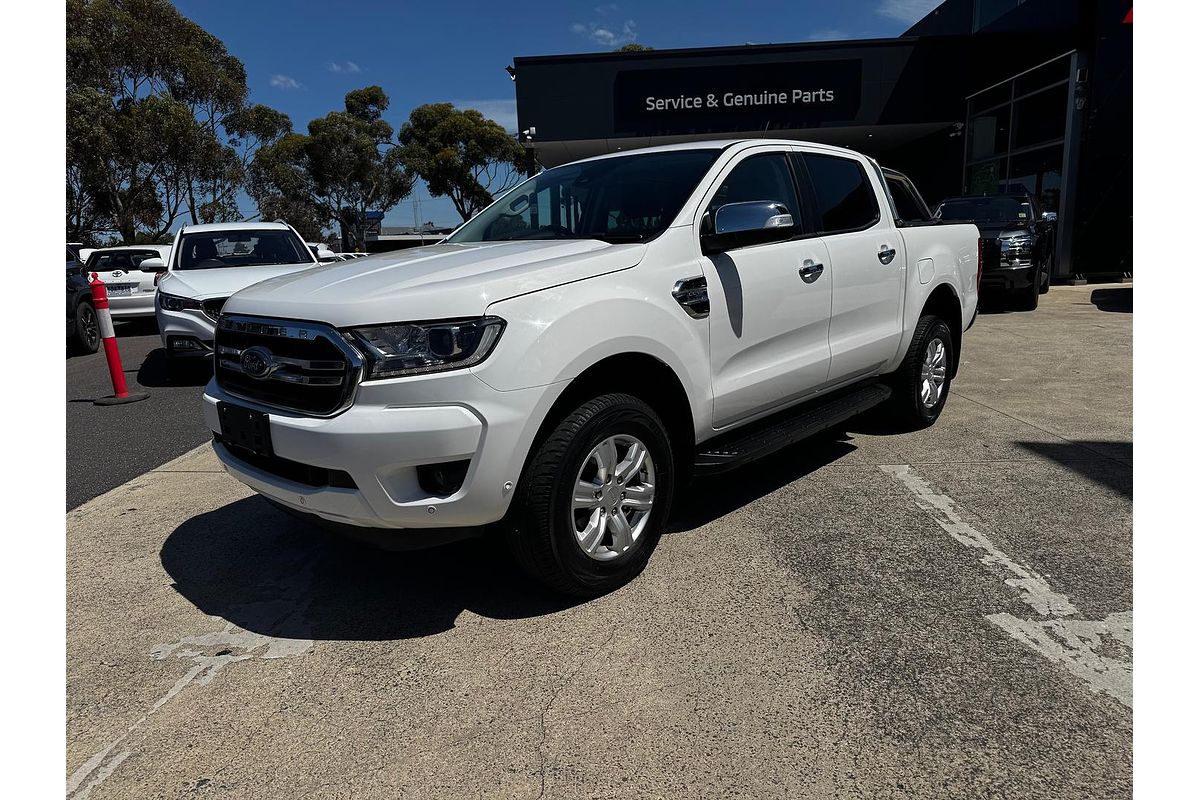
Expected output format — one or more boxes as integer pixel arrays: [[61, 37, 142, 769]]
[[613, 59, 863, 136]]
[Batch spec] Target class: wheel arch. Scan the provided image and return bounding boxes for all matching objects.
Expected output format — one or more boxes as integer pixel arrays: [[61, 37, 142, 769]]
[[921, 282, 964, 378], [525, 352, 696, 486]]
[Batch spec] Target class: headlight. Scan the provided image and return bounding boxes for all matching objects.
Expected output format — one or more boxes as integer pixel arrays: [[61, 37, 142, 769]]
[[158, 292, 201, 312], [349, 316, 506, 380]]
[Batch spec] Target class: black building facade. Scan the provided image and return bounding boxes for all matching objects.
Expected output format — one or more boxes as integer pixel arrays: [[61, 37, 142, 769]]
[[512, 0, 1131, 278]]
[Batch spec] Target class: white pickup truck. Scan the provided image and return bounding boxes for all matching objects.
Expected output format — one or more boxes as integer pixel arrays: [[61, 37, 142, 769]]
[[203, 140, 980, 596]]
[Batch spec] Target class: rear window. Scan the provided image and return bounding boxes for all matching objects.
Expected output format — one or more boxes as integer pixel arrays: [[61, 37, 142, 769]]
[[175, 230, 313, 270], [885, 175, 931, 223], [802, 153, 880, 234], [85, 249, 163, 271]]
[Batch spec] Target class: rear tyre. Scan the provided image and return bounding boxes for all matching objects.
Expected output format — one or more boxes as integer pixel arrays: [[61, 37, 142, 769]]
[[888, 315, 954, 430], [505, 393, 674, 597], [71, 301, 100, 354]]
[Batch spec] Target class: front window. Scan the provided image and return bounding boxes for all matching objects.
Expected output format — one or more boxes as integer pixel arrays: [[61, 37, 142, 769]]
[[447, 150, 721, 244], [175, 230, 313, 270], [937, 197, 1033, 224]]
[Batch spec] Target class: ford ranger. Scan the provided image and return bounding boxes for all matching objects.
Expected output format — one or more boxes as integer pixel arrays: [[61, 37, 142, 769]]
[[202, 140, 980, 596]]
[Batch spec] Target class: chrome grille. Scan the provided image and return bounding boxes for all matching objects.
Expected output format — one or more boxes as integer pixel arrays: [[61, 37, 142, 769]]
[[214, 315, 363, 416], [999, 238, 1033, 267]]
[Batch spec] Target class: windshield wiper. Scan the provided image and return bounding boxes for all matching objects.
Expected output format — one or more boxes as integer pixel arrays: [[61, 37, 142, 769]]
[[589, 233, 647, 243]]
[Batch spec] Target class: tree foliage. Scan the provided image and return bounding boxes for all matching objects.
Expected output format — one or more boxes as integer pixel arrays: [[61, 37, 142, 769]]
[[398, 104, 525, 222], [66, 0, 289, 243], [615, 43, 654, 52], [249, 87, 415, 249]]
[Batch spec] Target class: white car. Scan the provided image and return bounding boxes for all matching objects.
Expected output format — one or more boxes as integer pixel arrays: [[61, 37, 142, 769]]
[[155, 222, 320, 371], [306, 242, 341, 263], [82, 245, 172, 319], [203, 140, 980, 595]]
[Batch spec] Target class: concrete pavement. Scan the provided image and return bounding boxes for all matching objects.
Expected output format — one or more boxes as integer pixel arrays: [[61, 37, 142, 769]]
[[67, 284, 1132, 799]]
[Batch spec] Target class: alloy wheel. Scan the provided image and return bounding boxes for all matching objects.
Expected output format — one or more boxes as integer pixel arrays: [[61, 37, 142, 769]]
[[920, 338, 948, 409], [570, 434, 656, 561], [80, 305, 100, 351]]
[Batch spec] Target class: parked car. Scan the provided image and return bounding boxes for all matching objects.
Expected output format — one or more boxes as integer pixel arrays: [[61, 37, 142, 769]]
[[154, 222, 320, 374], [933, 193, 1054, 310], [307, 242, 341, 263], [202, 140, 980, 596], [82, 245, 172, 319], [66, 246, 99, 354]]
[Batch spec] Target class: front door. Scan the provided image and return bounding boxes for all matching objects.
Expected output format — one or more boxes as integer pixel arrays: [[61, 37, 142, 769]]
[[702, 151, 833, 428]]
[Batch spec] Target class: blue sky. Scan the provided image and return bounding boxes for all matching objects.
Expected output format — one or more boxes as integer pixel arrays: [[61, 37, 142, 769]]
[[172, 0, 940, 229]]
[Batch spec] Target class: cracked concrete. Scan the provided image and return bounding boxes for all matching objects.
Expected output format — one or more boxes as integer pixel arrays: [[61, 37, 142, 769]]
[[67, 284, 1131, 798]]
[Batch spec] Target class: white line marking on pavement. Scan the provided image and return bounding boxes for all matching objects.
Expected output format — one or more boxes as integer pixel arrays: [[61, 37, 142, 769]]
[[68, 573, 315, 797], [67, 626, 313, 798], [881, 464, 1131, 708]]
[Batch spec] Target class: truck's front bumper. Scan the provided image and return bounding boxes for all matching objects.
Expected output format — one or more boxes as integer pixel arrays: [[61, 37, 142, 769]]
[[980, 264, 1038, 293], [202, 371, 563, 543]]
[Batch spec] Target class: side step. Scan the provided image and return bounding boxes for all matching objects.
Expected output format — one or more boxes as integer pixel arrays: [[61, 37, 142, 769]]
[[693, 383, 892, 476]]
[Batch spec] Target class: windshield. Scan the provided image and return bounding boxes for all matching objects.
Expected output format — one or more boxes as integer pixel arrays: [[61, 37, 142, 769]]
[[448, 150, 721, 244], [175, 230, 313, 270], [937, 197, 1033, 224]]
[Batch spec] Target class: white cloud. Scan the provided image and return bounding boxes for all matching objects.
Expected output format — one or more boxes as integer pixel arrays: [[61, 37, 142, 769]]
[[805, 29, 847, 41], [269, 74, 301, 90], [572, 5, 638, 47], [876, 0, 941, 24], [328, 61, 361, 74], [450, 99, 518, 133]]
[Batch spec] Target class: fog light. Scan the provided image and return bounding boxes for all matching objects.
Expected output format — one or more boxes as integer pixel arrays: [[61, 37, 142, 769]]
[[417, 460, 470, 497]]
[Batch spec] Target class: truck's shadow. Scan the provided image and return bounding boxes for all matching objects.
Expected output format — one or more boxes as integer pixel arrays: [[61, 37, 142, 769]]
[[160, 432, 856, 641]]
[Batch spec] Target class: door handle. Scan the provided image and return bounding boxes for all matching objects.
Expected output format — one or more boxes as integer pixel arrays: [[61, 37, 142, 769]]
[[878, 246, 897, 265], [799, 259, 824, 283]]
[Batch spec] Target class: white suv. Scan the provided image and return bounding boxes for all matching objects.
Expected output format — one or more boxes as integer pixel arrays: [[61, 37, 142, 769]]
[[203, 140, 980, 595], [155, 222, 319, 371]]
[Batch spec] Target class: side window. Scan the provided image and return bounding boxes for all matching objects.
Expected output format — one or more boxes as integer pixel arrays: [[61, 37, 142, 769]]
[[885, 176, 930, 223], [706, 153, 800, 226], [803, 153, 880, 234]]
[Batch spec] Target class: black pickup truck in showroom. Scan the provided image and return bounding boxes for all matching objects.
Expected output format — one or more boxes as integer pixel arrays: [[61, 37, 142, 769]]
[[934, 194, 1056, 311]]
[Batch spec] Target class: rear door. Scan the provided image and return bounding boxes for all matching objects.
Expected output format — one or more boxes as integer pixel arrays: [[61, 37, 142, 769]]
[[795, 150, 905, 382], [702, 149, 833, 428]]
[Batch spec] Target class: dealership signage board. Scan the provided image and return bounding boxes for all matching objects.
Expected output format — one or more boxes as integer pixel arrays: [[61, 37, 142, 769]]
[[613, 59, 863, 135]]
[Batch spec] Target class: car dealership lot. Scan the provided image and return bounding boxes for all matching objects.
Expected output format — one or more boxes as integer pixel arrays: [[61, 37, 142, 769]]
[[67, 284, 1130, 799]]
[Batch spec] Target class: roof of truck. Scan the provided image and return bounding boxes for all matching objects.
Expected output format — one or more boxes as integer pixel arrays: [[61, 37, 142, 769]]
[[572, 138, 865, 165], [177, 221, 291, 233]]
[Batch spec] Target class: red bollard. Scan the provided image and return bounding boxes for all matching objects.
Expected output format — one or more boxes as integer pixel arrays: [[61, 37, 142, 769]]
[[90, 273, 149, 406]]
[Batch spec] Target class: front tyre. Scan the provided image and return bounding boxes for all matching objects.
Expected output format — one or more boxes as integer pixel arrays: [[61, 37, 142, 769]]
[[506, 393, 674, 597], [1012, 266, 1041, 311], [888, 315, 954, 430]]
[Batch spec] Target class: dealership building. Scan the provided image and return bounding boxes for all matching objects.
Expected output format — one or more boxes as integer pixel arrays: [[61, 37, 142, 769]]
[[511, 0, 1131, 280]]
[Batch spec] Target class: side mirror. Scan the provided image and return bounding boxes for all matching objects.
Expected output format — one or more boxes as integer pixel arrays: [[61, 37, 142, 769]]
[[139, 257, 166, 271], [703, 201, 795, 254], [1042, 211, 1058, 223]]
